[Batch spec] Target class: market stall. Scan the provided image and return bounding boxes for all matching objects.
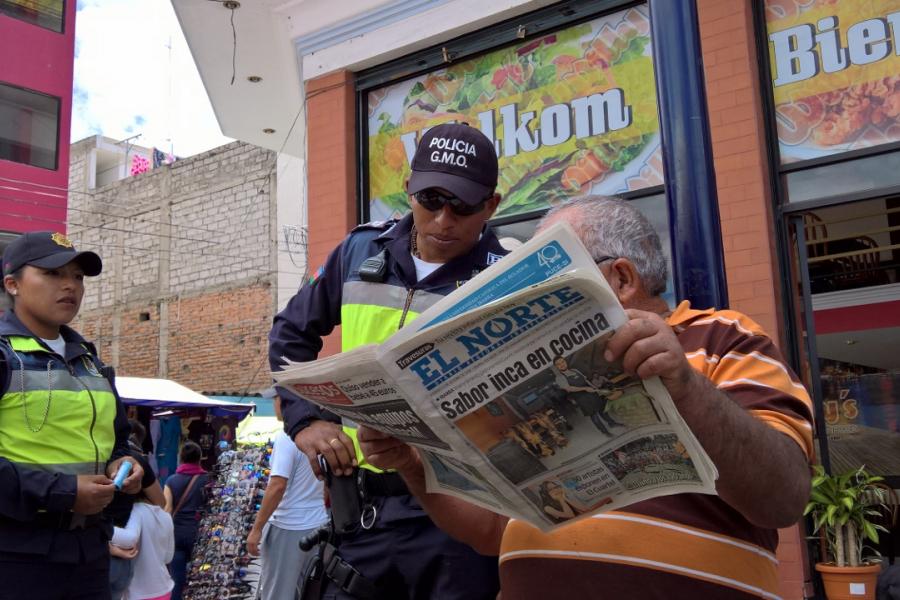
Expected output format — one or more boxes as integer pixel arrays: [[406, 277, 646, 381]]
[[115, 376, 255, 481]]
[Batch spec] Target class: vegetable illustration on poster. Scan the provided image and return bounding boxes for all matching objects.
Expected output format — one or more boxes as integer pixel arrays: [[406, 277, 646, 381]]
[[367, 5, 662, 220]]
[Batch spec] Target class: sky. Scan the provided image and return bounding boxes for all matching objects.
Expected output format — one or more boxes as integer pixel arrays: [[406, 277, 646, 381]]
[[72, 0, 232, 158]]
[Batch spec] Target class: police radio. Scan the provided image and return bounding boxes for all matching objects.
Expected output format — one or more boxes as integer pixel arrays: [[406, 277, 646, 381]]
[[358, 249, 387, 283]]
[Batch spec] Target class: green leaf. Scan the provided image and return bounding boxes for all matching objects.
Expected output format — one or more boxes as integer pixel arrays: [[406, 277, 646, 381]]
[[809, 490, 832, 505], [862, 521, 879, 544], [409, 82, 426, 97]]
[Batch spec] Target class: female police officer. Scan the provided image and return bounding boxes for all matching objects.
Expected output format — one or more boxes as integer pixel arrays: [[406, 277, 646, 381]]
[[0, 231, 142, 600]]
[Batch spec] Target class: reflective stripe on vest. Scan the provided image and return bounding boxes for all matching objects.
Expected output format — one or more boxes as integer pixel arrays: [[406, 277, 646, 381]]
[[340, 281, 444, 351], [0, 336, 117, 475], [339, 281, 444, 472]]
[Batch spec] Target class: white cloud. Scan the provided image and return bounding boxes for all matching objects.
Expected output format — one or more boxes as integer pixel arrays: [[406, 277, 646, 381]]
[[72, 0, 232, 157]]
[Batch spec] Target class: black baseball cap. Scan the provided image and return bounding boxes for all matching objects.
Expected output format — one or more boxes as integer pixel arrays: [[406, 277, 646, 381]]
[[2, 231, 102, 277], [408, 122, 499, 206]]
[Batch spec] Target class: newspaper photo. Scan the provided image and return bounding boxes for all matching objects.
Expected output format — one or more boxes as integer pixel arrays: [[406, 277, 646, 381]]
[[272, 223, 718, 531]]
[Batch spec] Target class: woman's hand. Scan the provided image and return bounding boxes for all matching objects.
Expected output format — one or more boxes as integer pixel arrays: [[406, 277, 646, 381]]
[[106, 457, 144, 494], [73, 475, 115, 514]]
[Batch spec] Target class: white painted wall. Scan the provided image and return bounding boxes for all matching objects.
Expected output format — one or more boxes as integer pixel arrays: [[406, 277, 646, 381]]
[[296, 0, 557, 80], [275, 152, 307, 311]]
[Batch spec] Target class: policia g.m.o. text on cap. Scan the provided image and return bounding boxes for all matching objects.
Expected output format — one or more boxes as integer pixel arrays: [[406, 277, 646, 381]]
[[0, 231, 143, 600], [270, 122, 505, 600]]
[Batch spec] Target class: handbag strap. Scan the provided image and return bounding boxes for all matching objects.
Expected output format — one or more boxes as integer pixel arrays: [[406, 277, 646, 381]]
[[172, 474, 200, 515]]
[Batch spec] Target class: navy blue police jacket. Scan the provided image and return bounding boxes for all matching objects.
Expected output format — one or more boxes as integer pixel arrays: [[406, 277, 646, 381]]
[[269, 213, 508, 520]]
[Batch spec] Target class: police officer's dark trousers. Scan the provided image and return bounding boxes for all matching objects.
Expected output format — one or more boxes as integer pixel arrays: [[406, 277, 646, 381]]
[[321, 495, 499, 600]]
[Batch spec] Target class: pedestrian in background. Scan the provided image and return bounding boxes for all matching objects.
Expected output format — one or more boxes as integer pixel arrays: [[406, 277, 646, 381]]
[[247, 391, 328, 600], [164, 441, 208, 600], [0, 231, 143, 600], [108, 419, 167, 599], [111, 487, 175, 600]]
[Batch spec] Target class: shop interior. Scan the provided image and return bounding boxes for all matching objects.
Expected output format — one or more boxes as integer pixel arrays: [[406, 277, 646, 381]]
[[795, 194, 900, 563]]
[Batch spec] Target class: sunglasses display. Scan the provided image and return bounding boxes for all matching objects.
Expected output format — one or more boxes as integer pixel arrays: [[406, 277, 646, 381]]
[[413, 189, 489, 216], [183, 443, 272, 599]]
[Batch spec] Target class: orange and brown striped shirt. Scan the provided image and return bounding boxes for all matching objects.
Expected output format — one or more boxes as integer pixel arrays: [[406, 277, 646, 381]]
[[499, 301, 814, 600]]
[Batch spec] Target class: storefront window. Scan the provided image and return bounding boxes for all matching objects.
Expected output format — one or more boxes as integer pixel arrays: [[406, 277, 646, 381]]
[[764, 1, 900, 486], [364, 4, 662, 221], [764, 0, 900, 167], [0, 83, 60, 170], [799, 197, 900, 479], [0, 0, 64, 33]]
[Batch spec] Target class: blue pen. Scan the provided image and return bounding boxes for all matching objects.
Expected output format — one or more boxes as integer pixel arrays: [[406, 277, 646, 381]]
[[113, 461, 132, 490]]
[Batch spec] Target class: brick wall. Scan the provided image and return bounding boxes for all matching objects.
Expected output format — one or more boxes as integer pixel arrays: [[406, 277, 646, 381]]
[[73, 285, 271, 393], [165, 284, 272, 393], [697, 0, 783, 342], [305, 71, 357, 357], [697, 2, 809, 598], [68, 141, 276, 305], [67, 141, 278, 394]]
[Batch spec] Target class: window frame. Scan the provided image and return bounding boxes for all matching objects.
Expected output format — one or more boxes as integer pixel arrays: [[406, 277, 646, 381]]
[[0, 81, 62, 172], [0, 0, 66, 34]]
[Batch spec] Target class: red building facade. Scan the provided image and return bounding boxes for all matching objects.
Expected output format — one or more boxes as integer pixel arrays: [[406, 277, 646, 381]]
[[0, 1, 76, 240]]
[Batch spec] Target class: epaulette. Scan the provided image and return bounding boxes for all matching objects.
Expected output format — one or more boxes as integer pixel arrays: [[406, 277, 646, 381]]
[[351, 219, 397, 233]]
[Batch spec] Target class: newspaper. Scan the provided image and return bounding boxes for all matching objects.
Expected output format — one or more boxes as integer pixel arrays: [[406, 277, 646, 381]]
[[272, 223, 718, 531]]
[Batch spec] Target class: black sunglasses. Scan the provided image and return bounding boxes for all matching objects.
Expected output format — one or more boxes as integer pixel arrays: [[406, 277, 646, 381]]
[[413, 189, 490, 217]]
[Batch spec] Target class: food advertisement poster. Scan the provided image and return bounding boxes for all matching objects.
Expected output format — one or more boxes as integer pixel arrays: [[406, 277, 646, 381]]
[[366, 5, 662, 220], [766, 0, 900, 165]]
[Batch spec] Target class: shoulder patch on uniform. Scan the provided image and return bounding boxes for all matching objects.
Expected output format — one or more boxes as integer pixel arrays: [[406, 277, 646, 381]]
[[308, 265, 325, 286], [486, 252, 504, 264]]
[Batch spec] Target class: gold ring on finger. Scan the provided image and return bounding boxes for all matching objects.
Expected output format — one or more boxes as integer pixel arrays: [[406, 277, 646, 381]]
[[328, 438, 341, 446]]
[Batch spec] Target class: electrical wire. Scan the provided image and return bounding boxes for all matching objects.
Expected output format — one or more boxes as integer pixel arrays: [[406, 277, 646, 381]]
[[230, 4, 237, 86], [66, 323, 270, 346], [0, 209, 308, 275], [1, 193, 238, 237]]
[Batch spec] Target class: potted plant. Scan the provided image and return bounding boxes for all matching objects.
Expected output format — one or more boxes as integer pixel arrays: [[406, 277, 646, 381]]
[[804, 465, 888, 600]]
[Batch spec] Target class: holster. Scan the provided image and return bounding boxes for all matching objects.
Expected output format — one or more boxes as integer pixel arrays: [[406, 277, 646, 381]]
[[325, 467, 364, 535]]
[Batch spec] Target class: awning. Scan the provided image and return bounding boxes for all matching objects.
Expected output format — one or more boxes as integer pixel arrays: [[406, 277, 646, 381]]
[[115, 377, 255, 419], [236, 416, 282, 444]]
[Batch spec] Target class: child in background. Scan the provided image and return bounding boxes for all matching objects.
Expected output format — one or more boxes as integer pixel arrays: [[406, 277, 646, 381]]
[[111, 489, 175, 600]]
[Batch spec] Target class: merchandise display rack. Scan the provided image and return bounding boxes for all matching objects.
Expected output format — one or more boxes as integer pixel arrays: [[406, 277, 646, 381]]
[[183, 443, 272, 599]]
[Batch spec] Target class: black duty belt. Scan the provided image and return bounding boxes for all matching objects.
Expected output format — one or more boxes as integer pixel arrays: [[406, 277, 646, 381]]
[[33, 512, 103, 531], [359, 470, 408, 498]]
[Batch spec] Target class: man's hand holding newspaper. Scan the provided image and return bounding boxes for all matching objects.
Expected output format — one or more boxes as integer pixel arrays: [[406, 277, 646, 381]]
[[272, 223, 718, 531]]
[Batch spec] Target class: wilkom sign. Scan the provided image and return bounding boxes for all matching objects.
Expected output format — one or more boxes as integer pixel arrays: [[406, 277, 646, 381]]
[[366, 5, 662, 219], [766, 0, 900, 164]]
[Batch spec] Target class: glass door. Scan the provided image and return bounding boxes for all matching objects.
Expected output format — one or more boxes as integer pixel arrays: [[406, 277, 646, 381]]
[[788, 196, 900, 490]]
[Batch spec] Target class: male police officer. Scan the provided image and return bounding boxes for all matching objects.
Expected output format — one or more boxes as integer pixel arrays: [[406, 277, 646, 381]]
[[270, 123, 503, 599]]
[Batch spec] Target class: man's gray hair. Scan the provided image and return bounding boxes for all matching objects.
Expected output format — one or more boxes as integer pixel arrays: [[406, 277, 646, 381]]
[[540, 196, 668, 296]]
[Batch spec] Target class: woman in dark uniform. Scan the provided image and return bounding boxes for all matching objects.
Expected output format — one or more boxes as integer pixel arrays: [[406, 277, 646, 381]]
[[0, 231, 143, 600]]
